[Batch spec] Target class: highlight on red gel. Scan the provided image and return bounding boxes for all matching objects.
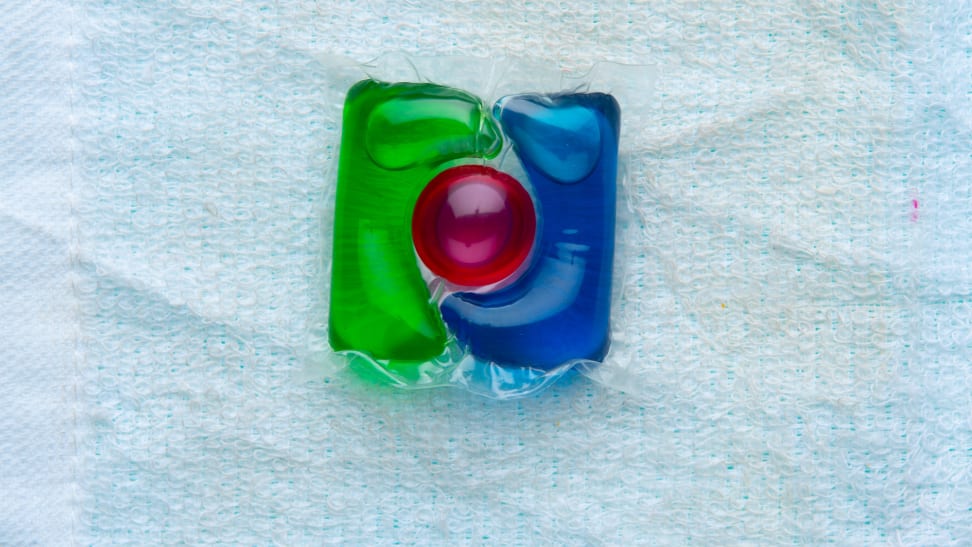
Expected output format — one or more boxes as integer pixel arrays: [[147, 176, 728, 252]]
[[412, 165, 536, 288]]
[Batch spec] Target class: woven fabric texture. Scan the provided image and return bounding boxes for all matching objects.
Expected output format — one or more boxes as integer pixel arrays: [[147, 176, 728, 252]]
[[1, 2, 78, 544], [2, 0, 971, 544]]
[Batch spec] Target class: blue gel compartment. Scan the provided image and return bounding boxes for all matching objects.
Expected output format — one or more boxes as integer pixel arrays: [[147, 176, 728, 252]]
[[440, 92, 620, 370]]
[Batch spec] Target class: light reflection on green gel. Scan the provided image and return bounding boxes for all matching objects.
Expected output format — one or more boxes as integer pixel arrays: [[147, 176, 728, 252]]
[[329, 80, 502, 361]]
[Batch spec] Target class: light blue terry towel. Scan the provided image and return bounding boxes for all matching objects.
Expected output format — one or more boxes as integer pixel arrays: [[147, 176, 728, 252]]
[[1, 0, 970, 544]]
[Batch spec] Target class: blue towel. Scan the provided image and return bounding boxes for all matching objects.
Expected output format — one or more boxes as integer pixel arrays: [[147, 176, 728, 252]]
[[3, 0, 970, 543]]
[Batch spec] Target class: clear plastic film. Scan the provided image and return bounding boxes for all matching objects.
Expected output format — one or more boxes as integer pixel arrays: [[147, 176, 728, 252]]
[[308, 55, 657, 398]]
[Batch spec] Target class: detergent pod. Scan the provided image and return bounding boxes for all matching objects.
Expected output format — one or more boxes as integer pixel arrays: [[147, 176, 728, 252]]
[[322, 56, 652, 398]]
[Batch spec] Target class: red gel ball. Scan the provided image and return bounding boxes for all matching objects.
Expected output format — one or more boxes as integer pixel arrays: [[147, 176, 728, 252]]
[[413, 165, 536, 287]]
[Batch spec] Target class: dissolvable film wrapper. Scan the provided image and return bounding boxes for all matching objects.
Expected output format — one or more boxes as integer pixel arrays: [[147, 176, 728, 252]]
[[312, 55, 656, 398]]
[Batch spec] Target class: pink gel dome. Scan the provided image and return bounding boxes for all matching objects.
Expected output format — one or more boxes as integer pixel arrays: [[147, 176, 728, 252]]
[[412, 165, 536, 287]]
